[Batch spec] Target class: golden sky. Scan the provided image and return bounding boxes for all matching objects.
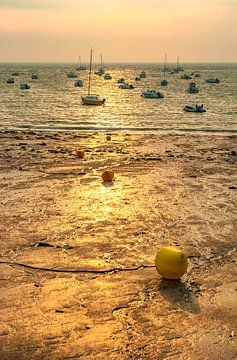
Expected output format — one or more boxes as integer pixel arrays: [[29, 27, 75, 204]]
[[0, 0, 236, 62]]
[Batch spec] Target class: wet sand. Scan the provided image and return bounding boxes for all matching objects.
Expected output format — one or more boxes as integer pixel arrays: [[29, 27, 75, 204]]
[[0, 130, 236, 360]]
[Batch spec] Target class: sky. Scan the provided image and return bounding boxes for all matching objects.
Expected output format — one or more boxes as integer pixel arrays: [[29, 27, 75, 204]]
[[0, 0, 236, 63]]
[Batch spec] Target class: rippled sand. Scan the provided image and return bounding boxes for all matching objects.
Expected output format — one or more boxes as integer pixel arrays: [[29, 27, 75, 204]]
[[0, 131, 236, 359]]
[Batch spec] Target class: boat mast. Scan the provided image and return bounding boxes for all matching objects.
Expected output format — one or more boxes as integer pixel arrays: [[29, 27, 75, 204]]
[[100, 54, 103, 70], [88, 49, 92, 96], [164, 54, 167, 79], [177, 55, 179, 70]]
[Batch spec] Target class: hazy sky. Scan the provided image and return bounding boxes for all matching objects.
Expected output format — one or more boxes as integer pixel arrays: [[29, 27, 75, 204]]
[[0, 0, 236, 63]]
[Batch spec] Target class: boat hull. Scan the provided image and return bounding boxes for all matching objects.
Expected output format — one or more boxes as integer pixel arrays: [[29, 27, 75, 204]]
[[183, 106, 206, 113], [142, 91, 164, 99], [81, 96, 105, 105]]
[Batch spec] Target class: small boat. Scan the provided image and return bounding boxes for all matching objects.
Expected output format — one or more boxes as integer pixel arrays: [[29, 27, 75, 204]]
[[20, 83, 30, 89], [183, 105, 206, 113], [12, 72, 19, 76], [188, 82, 199, 93], [142, 90, 164, 98], [67, 72, 77, 78], [119, 83, 134, 89], [104, 73, 112, 80], [81, 48, 105, 106], [140, 71, 146, 78], [81, 95, 105, 105], [181, 73, 192, 79], [206, 78, 220, 83], [135, 76, 141, 81], [117, 78, 125, 83], [31, 74, 38, 79], [95, 54, 105, 75], [174, 55, 184, 72], [76, 56, 86, 70], [74, 80, 83, 87], [161, 54, 168, 86], [194, 73, 201, 77], [7, 78, 14, 84]]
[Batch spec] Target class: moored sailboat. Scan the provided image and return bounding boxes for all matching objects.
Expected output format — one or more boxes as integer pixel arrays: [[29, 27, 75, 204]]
[[81, 49, 105, 106], [161, 54, 168, 86], [95, 54, 105, 75], [76, 56, 86, 71]]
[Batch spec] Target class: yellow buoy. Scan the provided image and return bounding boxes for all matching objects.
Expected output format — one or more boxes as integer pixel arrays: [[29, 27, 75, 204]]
[[106, 135, 111, 141], [155, 246, 188, 279], [102, 170, 115, 182], [76, 149, 85, 158]]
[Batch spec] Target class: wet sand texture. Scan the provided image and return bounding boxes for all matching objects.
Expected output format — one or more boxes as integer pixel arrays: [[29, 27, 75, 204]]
[[0, 131, 236, 359]]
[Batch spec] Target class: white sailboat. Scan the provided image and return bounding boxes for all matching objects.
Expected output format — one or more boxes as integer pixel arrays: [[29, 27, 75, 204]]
[[81, 49, 105, 106]]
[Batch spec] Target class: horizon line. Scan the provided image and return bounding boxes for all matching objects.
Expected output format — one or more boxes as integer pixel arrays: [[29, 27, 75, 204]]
[[0, 60, 236, 65]]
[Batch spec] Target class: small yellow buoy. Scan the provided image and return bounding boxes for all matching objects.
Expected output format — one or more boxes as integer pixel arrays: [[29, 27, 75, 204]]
[[76, 149, 85, 158], [106, 135, 111, 141], [102, 170, 115, 182], [155, 246, 188, 280]]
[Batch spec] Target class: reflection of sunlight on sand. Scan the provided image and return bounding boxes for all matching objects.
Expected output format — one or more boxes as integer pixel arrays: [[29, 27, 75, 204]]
[[63, 178, 125, 222], [58, 169, 176, 232]]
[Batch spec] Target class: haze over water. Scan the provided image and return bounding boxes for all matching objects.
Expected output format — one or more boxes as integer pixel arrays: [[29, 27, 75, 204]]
[[0, 62, 236, 135]]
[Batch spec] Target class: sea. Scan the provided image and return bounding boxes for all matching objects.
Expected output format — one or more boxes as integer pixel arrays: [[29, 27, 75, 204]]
[[0, 62, 236, 135]]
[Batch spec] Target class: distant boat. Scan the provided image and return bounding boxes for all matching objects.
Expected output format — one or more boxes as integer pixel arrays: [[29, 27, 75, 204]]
[[188, 82, 199, 93], [206, 78, 220, 83], [135, 76, 141, 81], [76, 56, 86, 70], [31, 74, 38, 79], [142, 90, 164, 98], [7, 78, 14, 84], [95, 54, 105, 75], [184, 105, 206, 113], [181, 73, 192, 80], [74, 79, 83, 87], [117, 78, 125, 83], [119, 83, 134, 89], [173, 55, 183, 73], [67, 72, 77, 78], [140, 71, 146, 78], [161, 54, 168, 86], [12, 72, 19, 76], [81, 48, 105, 106], [104, 73, 112, 80], [20, 83, 30, 89]]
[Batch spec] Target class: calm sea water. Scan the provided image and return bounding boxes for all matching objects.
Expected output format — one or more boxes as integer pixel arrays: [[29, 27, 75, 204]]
[[0, 62, 236, 134]]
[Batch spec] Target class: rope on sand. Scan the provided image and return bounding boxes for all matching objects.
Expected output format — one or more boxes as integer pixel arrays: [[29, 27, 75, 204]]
[[0, 261, 155, 274]]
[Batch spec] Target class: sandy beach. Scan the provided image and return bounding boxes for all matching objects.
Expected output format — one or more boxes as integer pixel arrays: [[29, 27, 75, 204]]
[[0, 130, 236, 360]]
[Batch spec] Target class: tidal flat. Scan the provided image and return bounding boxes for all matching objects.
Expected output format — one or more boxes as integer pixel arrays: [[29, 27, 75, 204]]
[[0, 130, 236, 359]]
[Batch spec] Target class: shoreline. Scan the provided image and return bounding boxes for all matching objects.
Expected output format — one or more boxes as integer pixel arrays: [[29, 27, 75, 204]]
[[1, 128, 237, 136], [0, 130, 236, 359]]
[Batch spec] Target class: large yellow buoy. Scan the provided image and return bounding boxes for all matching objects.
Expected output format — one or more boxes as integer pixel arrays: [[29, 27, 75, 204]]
[[155, 246, 188, 279], [76, 149, 85, 158], [102, 170, 115, 182]]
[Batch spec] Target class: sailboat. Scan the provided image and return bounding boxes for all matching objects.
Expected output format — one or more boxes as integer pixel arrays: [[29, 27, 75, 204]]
[[95, 54, 105, 75], [81, 49, 106, 106], [76, 56, 86, 71], [173, 55, 183, 73], [161, 54, 168, 86]]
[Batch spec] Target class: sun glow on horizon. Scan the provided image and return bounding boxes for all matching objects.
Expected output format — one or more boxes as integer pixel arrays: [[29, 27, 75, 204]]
[[0, 0, 236, 62]]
